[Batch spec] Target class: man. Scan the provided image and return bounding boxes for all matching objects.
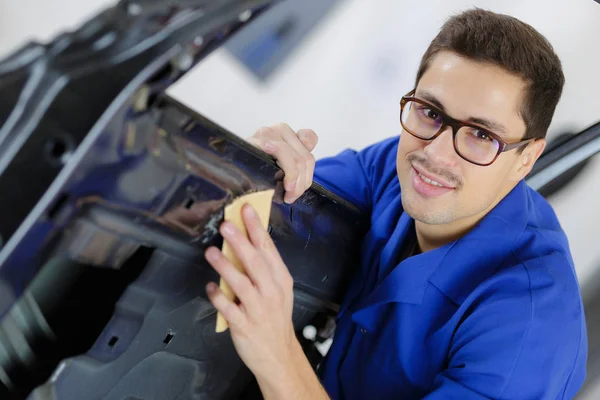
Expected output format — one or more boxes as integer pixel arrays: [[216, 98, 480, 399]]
[[203, 8, 588, 399]]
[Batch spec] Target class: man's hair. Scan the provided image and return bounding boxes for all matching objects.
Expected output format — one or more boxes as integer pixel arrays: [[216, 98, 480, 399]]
[[415, 8, 565, 142]]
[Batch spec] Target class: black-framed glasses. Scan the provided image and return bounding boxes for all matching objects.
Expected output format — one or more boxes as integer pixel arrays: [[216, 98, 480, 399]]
[[400, 89, 534, 166]]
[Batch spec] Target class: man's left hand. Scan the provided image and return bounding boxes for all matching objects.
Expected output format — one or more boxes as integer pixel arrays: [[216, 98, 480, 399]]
[[204, 202, 299, 382]]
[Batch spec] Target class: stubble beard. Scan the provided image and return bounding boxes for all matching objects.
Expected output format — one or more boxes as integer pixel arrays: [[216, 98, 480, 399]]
[[400, 189, 456, 225]]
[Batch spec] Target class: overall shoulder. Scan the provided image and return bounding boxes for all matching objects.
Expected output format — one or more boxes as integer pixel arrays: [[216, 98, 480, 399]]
[[452, 252, 586, 399], [514, 185, 579, 295], [430, 182, 586, 398]]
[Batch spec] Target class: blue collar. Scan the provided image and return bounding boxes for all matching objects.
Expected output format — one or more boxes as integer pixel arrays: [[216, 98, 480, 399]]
[[354, 180, 529, 318]]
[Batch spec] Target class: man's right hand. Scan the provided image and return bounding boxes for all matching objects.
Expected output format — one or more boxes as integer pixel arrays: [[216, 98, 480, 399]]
[[246, 123, 318, 204]]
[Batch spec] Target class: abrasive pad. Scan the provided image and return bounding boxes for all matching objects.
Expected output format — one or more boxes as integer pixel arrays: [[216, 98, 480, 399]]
[[216, 189, 275, 333]]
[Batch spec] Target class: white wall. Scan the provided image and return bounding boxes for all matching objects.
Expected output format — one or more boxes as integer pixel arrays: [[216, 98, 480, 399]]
[[0, 0, 110, 56]]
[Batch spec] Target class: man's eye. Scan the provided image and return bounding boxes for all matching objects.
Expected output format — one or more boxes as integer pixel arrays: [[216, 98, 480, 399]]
[[472, 129, 492, 141], [425, 109, 439, 120], [417, 106, 439, 120]]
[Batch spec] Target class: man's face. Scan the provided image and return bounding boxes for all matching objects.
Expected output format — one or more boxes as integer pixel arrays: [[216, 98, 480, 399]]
[[397, 51, 545, 227]]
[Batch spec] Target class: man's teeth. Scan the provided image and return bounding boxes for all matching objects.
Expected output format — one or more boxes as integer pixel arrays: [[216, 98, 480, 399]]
[[418, 172, 444, 187]]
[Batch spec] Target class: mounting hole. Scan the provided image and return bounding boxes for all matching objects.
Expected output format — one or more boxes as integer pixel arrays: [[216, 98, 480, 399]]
[[184, 198, 195, 209], [44, 135, 74, 166], [163, 332, 174, 345], [108, 336, 119, 347]]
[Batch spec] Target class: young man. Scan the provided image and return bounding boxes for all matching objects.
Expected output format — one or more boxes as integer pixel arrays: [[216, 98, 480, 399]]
[[203, 8, 588, 399]]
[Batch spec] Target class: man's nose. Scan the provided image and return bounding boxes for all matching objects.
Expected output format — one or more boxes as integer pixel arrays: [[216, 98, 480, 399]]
[[423, 127, 459, 167]]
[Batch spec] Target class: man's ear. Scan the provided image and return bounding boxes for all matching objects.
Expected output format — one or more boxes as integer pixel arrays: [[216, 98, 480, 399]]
[[514, 138, 546, 181]]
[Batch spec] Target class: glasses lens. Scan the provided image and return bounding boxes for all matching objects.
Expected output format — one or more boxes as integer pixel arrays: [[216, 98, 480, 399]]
[[455, 126, 500, 165], [401, 100, 443, 139]]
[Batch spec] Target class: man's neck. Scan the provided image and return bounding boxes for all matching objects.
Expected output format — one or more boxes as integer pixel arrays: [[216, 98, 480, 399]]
[[415, 218, 476, 254]]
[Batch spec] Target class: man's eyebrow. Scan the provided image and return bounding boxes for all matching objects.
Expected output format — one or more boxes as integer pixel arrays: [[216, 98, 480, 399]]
[[416, 90, 508, 134], [467, 117, 507, 134], [417, 91, 446, 111]]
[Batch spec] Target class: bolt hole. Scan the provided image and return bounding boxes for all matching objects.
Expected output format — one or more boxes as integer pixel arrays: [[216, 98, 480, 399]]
[[50, 140, 66, 159], [108, 336, 119, 347], [184, 198, 194, 209], [163, 332, 174, 345], [44, 136, 74, 166]]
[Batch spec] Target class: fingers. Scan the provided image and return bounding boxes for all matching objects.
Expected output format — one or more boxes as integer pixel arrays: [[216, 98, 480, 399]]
[[241, 204, 271, 249], [241, 204, 288, 282], [206, 282, 247, 328], [273, 124, 306, 201], [249, 127, 300, 198], [247, 125, 317, 204], [262, 140, 301, 200], [241, 204, 293, 292], [276, 125, 316, 203], [205, 246, 261, 310], [207, 209, 295, 328], [218, 221, 273, 291], [296, 130, 316, 198]]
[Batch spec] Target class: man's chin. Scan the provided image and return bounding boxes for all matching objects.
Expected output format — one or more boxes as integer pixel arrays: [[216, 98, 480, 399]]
[[401, 191, 454, 225]]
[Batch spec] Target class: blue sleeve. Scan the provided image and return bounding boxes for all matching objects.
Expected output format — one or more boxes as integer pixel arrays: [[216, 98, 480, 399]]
[[313, 136, 399, 213], [423, 254, 587, 400]]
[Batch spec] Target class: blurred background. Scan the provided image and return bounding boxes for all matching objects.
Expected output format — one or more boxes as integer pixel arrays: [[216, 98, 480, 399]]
[[1, 0, 600, 397]]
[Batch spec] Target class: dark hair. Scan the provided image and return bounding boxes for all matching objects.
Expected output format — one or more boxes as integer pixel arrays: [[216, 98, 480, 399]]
[[416, 8, 564, 142]]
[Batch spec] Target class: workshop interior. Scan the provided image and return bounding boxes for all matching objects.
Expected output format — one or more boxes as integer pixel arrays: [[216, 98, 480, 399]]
[[0, 0, 599, 398]]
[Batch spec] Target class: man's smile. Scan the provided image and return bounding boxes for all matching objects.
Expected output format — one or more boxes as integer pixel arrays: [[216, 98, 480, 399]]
[[410, 166, 456, 197]]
